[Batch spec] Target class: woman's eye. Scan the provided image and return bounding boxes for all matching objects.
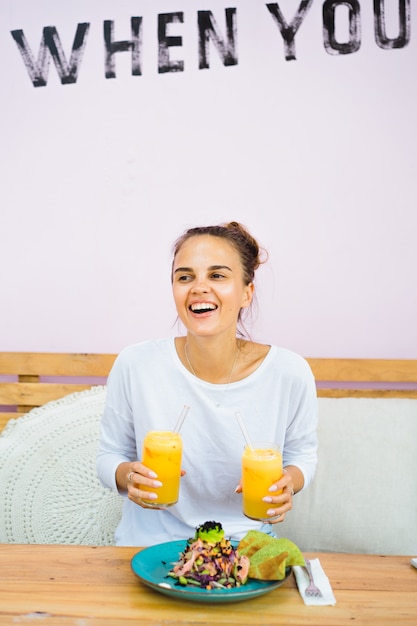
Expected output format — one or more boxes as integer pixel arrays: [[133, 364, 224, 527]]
[[178, 274, 192, 282], [211, 273, 225, 279]]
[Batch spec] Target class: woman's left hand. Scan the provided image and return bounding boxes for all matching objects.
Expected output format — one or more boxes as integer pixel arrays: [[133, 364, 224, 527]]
[[262, 469, 295, 523], [235, 469, 296, 524]]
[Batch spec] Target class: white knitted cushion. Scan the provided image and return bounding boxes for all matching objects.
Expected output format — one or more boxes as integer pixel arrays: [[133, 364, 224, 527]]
[[0, 386, 123, 545]]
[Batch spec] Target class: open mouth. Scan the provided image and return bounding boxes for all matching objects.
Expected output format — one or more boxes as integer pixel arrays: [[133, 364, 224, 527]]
[[189, 303, 218, 314]]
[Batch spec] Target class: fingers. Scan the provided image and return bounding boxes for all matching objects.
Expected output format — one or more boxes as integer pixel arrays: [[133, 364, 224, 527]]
[[129, 482, 162, 509], [126, 464, 186, 509], [271, 469, 293, 492], [263, 512, 287, 524], [126, 463, 163, 507], [263, 499, 290, 523], [127, 461, 158, 484], [262, 478, 294, 522]]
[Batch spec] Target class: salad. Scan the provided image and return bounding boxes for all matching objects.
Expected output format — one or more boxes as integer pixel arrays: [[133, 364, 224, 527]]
[[167, 521, 249, 589]]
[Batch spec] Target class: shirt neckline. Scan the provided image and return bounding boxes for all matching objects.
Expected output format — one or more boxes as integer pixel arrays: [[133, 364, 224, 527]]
[[169, 336, 274, 388]]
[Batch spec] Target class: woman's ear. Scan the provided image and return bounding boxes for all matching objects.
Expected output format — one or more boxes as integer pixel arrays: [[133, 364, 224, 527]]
[[241, 282, 254, 309]]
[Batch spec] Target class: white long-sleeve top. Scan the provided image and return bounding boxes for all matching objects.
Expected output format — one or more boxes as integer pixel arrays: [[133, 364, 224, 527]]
[[96, 337, 318, 546]]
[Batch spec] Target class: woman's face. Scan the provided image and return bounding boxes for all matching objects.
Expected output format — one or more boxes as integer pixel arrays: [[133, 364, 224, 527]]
[[172, 235, 254, 339]]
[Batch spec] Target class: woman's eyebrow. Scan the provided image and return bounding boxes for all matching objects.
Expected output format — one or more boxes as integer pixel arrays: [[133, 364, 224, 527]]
[[173, 267, 193, 274], [209, 265, 232, 272], [174, 265, 232, 274]]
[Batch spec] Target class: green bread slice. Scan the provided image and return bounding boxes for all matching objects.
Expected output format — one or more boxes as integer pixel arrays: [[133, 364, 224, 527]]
[[238, 531, 305, 581]]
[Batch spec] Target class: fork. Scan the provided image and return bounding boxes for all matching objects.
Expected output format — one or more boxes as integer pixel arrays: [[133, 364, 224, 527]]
[[304, 559, 323, 597]]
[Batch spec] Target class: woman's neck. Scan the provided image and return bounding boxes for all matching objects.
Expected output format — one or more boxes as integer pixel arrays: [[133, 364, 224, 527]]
[[179, 336, 242, 384]]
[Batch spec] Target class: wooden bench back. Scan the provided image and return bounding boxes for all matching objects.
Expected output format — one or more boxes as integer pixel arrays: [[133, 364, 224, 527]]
[[308, 358, 417, 398], [0, 353, 116, 432], [1, 352, 416, 433]]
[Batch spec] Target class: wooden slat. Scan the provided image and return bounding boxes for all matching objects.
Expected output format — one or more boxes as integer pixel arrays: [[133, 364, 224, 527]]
[[0, 382, 95, 406], [307, 358, 417, 383], [0, 352, 116, 377], [317, 388, 417, 399], [0, 413, 21, 432], [17, 374, 40, 412]]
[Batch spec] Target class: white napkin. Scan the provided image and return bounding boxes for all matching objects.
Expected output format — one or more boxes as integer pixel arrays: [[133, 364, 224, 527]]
[[293, 558, 337, 606]]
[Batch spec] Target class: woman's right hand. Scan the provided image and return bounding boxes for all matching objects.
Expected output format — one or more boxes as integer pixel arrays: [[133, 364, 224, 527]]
[[125, 461, 164, 509], [116, 461, 186, 510]]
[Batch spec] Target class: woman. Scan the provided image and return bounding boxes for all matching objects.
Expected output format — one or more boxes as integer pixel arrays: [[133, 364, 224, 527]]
[[97, 222, 318, 546]]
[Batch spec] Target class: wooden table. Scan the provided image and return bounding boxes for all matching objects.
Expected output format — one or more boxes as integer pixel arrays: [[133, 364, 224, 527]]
[[0, 544, 416, 625]]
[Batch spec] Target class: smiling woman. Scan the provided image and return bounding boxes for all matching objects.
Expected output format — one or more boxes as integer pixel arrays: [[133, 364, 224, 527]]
[[96, 222, 318, 547], [172, 231, 255, 384], [172, 229, 255, 374]]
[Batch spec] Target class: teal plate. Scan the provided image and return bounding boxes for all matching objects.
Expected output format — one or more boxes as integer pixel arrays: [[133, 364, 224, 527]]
[[131, 540, 291, 604]]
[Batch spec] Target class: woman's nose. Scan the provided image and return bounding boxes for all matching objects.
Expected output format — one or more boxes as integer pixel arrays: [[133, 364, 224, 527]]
[[191, 278, 210, 293]]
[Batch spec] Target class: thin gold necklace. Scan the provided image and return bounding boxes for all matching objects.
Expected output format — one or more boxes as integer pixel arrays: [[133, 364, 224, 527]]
[[184, 341, 240, 384]]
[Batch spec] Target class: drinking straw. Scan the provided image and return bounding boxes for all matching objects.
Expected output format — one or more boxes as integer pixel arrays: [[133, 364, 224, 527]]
[[235, 411, 253, 448], [173, 405, 190, 433]]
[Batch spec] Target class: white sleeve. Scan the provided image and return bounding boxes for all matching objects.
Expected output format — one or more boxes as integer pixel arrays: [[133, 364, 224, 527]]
[[96, 357, 137, 493], [282, 363, 318, 489]]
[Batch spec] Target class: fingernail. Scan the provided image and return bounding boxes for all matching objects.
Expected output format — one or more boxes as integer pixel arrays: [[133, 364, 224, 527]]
[[147, 493, 158, 499], [263, 496, 273, 503], [148, 470, 158, 478], [267, 508, 276, 515], [269, 485, 278, 492], [234, 485, 240, 493], [152, 480, 163, 488]]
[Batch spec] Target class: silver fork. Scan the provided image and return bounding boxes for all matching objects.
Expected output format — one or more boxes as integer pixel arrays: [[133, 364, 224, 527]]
[[304, 559, 323, 598]]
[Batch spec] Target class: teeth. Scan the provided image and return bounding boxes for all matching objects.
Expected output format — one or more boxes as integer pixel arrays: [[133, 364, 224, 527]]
[[190, 303, 216, 311]]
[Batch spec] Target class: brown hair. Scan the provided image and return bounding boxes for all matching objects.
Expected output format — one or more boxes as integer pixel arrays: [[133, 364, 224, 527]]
[[172, 221, 267, 286]]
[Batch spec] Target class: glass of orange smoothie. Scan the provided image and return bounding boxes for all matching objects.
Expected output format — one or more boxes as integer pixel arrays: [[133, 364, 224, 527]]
[[139, 431, 183, 507], [242, 442, 283, 521]]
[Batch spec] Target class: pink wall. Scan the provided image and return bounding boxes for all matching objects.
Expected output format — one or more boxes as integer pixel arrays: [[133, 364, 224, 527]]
[[1, 1, 416, 358]]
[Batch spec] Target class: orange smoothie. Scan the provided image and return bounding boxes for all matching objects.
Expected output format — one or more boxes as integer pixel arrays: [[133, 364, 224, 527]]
[[242, 444, 283, 520], [139, 431, 183, 507]]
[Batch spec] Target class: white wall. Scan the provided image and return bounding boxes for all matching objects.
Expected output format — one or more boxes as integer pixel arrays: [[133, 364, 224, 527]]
[[1, 1, 416, 358]]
